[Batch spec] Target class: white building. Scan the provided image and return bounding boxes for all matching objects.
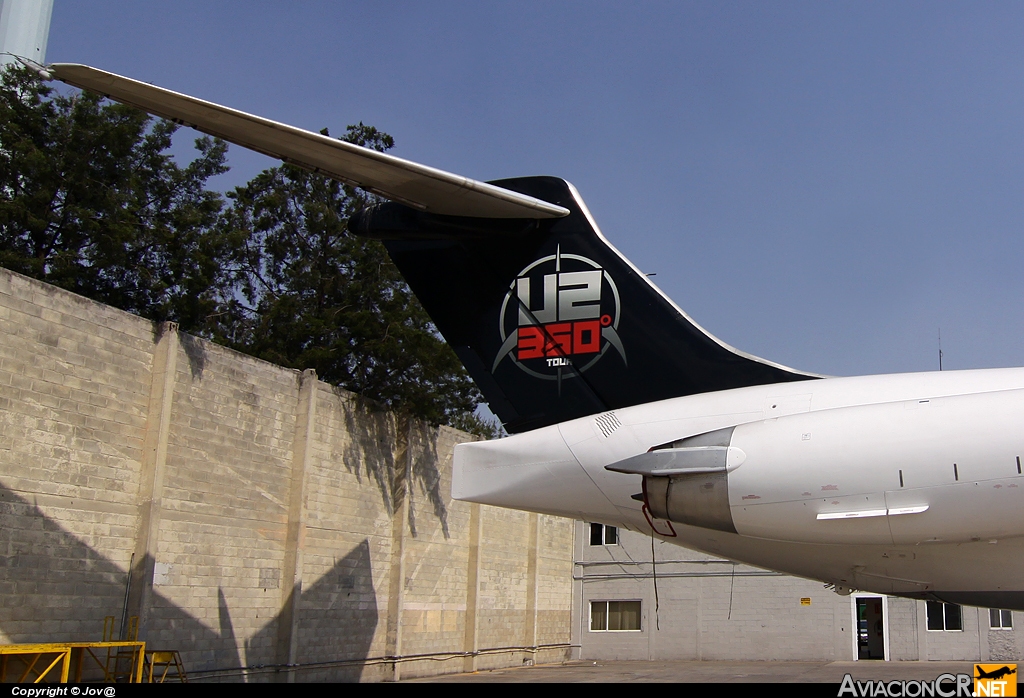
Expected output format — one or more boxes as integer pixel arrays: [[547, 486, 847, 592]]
[[572, 522, 1020, 662]]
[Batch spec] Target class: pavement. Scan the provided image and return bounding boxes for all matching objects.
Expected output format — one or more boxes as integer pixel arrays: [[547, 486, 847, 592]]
[[402, 659, 983, 683]]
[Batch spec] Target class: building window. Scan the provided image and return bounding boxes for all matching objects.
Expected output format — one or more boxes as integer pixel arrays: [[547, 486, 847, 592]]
[[589, 523, 617, 546], [590, 601, 641, 631], [990, 609, 1013, 630], [926, 601, 963, 631]]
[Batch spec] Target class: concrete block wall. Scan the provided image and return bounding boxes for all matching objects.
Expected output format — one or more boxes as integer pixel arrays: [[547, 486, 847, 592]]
[[292, 385, 397, 681], [886, 597, 919, 660], [0, 268, 152, 640], [0, 268, 574, 681], [536, 512, 574, 654]]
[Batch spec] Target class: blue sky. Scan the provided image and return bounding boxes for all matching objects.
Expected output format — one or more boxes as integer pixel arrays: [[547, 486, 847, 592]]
[[45, 2, 1024, 378]]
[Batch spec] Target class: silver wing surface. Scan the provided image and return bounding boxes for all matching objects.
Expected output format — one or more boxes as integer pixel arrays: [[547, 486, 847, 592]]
[[47, 63, 569, 220]]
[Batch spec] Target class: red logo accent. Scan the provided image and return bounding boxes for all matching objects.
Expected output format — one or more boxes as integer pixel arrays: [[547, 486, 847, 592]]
[[516, 320, 601, 360]]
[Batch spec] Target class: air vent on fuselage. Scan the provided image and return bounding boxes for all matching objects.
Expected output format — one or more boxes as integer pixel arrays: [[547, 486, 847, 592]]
[[595, 411, 622, 438]]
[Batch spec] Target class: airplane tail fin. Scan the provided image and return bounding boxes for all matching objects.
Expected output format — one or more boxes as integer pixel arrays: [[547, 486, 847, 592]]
[[42, 64, 816, 433], [350, 176, 817, 433]]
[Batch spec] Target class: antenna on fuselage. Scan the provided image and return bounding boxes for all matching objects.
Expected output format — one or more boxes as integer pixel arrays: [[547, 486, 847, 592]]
[[938, 329, 943, 371]]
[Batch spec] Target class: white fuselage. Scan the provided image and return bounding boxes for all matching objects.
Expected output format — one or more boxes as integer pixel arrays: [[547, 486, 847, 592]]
[[453, 368, 1024, 599]]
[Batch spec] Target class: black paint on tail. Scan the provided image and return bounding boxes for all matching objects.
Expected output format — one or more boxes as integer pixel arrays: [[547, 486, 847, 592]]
[[350, 176, 816, 433]]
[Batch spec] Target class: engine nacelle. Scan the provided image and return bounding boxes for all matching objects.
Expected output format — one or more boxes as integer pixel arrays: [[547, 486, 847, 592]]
[[607, 427, 745, 534], [609, 389, 1024, 545], [642, 470, 734, 533]]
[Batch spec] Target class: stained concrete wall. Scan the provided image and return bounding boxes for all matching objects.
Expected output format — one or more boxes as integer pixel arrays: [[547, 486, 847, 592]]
[[0, 267, 574, 681]]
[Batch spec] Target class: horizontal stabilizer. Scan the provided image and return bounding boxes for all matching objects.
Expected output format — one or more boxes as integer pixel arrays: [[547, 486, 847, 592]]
[[46, 64, 570, 220]]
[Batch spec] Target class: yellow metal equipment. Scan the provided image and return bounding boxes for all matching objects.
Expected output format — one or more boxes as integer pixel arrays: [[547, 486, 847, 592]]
[[145, 650, 187, 683], [0, 616, 191, 683], [0, 642, 145, 683], [103, 615, 140, 682], [0, 644, 71, 683]]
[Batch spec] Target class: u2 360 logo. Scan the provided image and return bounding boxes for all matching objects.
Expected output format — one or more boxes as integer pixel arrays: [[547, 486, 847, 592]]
[[492, 247, 626, 380]]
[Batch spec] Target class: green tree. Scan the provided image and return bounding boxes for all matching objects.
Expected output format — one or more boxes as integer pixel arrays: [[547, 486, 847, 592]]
[[0, 66, 232, 329], [0, 67, 497, 436], [220, 124, 494, 433]]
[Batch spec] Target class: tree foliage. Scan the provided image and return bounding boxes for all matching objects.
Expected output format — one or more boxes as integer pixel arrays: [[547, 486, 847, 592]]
[[0, 67, 231, 327], [0, 67, 496, 436], [219, 125, 485, 428]]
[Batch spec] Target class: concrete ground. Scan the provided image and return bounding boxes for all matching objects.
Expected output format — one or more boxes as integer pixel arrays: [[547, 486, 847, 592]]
[[402, 660, 982, 683]]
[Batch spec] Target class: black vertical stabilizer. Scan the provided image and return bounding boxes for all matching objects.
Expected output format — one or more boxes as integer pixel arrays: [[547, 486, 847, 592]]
[[349, 176, 816, 433]]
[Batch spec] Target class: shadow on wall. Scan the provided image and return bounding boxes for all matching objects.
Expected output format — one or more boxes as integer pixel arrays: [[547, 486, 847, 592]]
[[0, 483, 378, 682], [151, 323, 207, 381], [248, 539, 378, 682], [178, 332, 207, 381], [339, 392, 398, 516], [337, 391, 450, 538], [409, 422, 449, 539]]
